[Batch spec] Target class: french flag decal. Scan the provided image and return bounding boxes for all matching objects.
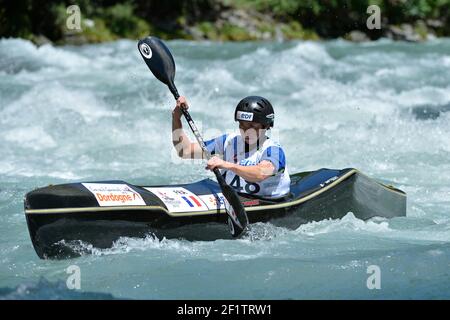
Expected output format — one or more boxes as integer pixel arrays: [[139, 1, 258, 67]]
[[182, 196, 203, 207]]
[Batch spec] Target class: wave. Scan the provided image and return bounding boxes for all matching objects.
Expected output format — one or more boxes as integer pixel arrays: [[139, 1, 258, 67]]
[[0, 277, 118, 300]]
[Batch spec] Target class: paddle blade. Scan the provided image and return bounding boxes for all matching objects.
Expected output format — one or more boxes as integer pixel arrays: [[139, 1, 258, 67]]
[[219, 180, 249, 237], [138, 36, 178, 97]]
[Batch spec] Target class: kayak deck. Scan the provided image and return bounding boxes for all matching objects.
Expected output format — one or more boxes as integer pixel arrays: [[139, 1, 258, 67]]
[[24, 168, 406, 259]]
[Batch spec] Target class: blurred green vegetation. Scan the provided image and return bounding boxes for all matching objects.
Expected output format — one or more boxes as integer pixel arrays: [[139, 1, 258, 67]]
[[0, 0, 449, 43]]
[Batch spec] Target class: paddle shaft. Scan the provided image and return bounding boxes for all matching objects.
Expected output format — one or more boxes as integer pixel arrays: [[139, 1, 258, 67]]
[[171, 90, 227, 184], [168, 84, 248, 236], [137, 36, 248, 235]]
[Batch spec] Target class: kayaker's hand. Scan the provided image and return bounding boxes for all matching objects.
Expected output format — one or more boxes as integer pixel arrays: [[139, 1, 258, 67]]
[[205, 156, 229, 171], [173, 96, 189, 119]]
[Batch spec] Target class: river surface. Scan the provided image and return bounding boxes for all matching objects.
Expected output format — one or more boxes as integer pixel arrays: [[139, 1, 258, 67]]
[[0, 38, 449, 299]]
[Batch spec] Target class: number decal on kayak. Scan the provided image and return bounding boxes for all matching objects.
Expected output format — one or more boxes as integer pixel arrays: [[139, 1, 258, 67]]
[[229, 175, 260, 194]]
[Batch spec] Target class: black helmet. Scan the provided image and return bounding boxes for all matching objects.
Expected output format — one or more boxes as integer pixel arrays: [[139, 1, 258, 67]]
[[234, 96, 275, 128]]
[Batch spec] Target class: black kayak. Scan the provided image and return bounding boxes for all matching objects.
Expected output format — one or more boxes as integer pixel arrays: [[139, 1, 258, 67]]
[[24, 168, 406, 259]]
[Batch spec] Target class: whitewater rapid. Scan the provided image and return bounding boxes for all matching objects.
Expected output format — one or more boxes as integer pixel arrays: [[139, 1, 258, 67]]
[[0, 38, 449, 299]]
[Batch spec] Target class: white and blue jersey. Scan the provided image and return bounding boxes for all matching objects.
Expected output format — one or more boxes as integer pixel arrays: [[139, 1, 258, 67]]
[[205, 133, 291, 198]]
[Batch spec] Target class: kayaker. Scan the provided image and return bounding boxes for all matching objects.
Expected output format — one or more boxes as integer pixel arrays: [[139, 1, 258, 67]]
[[172, 96, 290, 199]]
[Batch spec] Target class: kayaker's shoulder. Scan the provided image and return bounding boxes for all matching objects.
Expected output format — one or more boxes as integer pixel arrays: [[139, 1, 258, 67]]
[[222, 132, 240, 143], [263, 137, 285, 149]]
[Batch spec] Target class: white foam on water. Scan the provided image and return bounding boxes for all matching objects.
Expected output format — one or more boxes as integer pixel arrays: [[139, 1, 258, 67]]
[[243, 222, 289, 241], [282, 41, 335, 66], [62, 236, 199, 257], [0, 38, 91, 71], [54, 222, 293, 262], [442, 56, 450, 66], [295, 212, 392, 236], [1, 82, 121, 126], [397, 86, 450, 107], [4, 126, 56, 150], [291, 212, 450, 243]]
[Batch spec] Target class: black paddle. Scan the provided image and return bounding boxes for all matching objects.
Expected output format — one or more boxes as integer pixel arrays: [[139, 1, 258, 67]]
[[137, 36, 249, 237]]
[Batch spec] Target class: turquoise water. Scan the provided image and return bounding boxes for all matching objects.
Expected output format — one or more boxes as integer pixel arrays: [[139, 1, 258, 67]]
[[0, 38, 449, 299]]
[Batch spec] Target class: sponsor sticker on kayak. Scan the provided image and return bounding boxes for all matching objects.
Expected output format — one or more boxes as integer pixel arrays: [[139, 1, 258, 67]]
[[145, 187, 209, 213], [198, 193, 226, 210], [82, 183, 146, 207], [242, 199, 260, 206]]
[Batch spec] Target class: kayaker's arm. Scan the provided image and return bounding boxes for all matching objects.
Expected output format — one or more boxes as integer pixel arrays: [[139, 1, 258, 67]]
[[206, 157, 276, 183], [172, 97, 204, 159]]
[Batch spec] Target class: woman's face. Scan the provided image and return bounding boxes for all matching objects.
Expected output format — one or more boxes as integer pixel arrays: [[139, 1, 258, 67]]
[[238, 121, 266, 145]]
